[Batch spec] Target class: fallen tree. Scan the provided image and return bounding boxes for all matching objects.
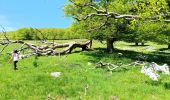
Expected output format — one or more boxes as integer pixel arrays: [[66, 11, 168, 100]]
[[1, 40, 91, 55], [0, 27, 92, 58]]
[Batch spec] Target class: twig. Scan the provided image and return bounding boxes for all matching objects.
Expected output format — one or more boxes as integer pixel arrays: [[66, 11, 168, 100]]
[[0, 25, 10, 42], [96, 61, 121, 71], [0, 44, 8, 55], [34, 28, 47, 42]]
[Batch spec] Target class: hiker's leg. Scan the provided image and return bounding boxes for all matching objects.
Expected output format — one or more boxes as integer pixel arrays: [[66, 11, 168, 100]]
[[13, 61, 16, 70], [15, 61, 18, 70], [13, 61, 18, 70]]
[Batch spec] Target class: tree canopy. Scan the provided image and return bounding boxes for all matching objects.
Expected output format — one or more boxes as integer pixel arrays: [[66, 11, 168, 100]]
[[64, 0, 170, 51]]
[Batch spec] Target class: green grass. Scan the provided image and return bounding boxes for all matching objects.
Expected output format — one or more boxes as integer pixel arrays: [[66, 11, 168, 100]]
[[0, 40, 170, 100]]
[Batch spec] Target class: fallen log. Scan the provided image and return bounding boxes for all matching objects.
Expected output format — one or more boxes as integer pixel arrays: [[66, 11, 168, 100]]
[[0, 27, 92, 58], [0, 39, 91, 57]]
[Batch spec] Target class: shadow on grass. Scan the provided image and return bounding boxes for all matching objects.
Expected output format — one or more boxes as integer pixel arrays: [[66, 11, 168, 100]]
[[144, 80, 170, 88], [164, 82, 170, 89], [71, 48, 94, 54], [82, 47, 170, 65], [152, 51, 170, 55], [145, 80, 162, 86]]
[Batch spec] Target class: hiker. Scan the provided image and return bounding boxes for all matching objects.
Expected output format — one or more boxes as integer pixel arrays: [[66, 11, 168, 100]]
[[9, 49, 19, 70]]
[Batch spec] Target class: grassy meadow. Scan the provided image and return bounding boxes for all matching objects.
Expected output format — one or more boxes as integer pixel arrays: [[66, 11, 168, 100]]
[[0, 40, 170, 100]]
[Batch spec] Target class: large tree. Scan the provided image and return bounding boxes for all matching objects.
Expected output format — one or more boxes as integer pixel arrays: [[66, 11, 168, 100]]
[[124, 21, 162, 46], [154, 23, 170, 49], [64, 0, 170, 52]]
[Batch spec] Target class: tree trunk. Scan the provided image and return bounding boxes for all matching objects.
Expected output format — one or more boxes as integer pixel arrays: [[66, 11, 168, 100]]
[[141, 42, 144, 46], [106, 37, 116, 53], [168, 44, 170, 49], [135, 42, 139, 46], [89, 39, 92, 48]]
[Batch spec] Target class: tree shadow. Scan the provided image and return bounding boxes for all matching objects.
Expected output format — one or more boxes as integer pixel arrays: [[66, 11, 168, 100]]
[[82, 47, 170, 65], [164, 82, 170, 89], [71, 48, 94, 54], [144, 81, 170, 89], [158, 48, 170, 51], [81, 48, 109, 63], [116, 49, 170, 65], [152, 51, 170, 55], [145, 80, 162, 86]]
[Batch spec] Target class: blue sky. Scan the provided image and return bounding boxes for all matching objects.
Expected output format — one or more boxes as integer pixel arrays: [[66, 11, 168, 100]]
[[0, 0, 73, 31]]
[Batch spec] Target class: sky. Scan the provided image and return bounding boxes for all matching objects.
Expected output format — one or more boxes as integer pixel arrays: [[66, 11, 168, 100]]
[[0, 0, 73, 31]]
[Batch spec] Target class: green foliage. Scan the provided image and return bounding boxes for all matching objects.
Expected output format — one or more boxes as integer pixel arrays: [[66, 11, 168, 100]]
[[66, 23, 90, 39], [38, 28, 66, 40], [3, 27, 86, 40], [16, 27, 35, 40], [0, 31, 17, 40], [154, 23, 170, 45], [124, 22, 160, 44], [124, 21, 170, 46], [64, 0, 170, 47]]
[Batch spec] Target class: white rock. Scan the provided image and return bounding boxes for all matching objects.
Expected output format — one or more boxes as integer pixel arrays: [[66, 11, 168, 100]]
[[141, 66, 159, 81], [157, 64, 169, 75], [141, 62, 169, 81], [150, 62, 169, 75], [51, 72, 61, 78], [148, 72, 159, 81]]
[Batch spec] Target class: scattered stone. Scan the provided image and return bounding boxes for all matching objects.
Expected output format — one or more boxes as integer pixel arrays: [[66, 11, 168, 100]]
[[141, 66, 160, 81], [50, 72, 61, 78], [141, 62, 169, 81], [154, 63, 169, 75]]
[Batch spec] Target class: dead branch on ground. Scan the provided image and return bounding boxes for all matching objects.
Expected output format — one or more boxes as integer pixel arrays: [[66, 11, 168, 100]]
[[96, 61, 121, 71], [0, 27, 91, 58]]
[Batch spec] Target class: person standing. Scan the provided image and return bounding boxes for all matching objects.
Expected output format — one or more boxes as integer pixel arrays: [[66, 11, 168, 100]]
[[9, 49, 19, 70]]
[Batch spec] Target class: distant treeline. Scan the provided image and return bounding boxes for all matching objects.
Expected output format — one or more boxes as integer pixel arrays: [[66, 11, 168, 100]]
[[0, 27, 89, 40]]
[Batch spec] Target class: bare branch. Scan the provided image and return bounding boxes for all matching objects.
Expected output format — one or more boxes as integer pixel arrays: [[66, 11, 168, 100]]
[[96, 61, 121, 71], [0, 25, 10, 42], [34, 28, 47, 42], [0, 44, 9, 55], [71, 1, 170, 22]]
